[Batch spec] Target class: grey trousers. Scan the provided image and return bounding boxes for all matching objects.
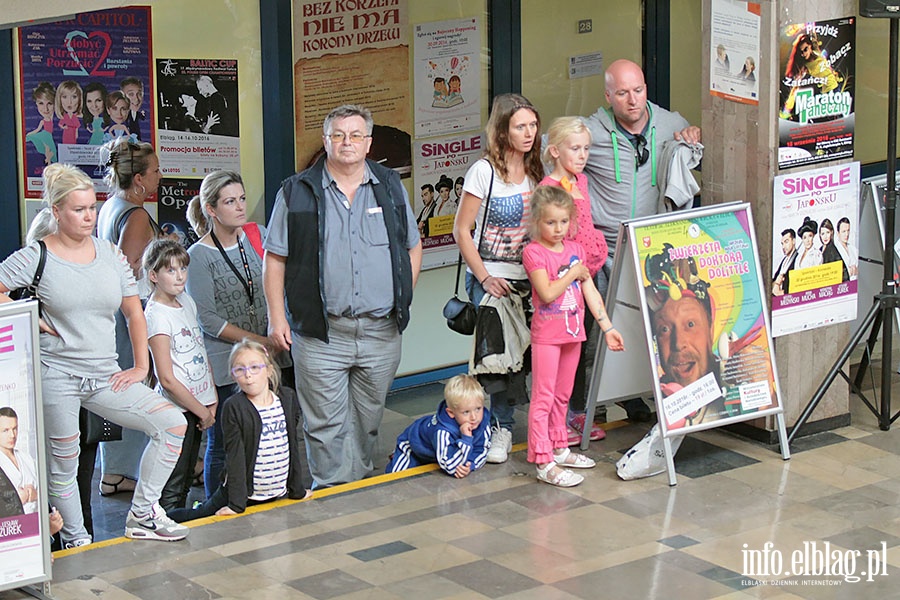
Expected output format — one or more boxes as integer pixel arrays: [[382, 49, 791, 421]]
[[41, 364, 186, 544], [291, 315, 401, 488]]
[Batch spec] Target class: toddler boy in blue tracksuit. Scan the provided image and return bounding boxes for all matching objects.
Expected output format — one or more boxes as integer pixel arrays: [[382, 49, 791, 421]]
[[386, 374, 492, 478]]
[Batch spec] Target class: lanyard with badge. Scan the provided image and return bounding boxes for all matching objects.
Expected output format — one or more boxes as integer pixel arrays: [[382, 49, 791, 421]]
[[210, 230, 256, 317]]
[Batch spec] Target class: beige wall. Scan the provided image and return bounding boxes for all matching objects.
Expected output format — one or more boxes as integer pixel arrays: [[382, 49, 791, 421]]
[[521, 1, 642, 121]]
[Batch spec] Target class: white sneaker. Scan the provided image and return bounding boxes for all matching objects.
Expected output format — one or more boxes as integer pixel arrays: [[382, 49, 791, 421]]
[[486, 426, 512, 463], [63, 537, 91, 549], [125, 502, 189, 542]]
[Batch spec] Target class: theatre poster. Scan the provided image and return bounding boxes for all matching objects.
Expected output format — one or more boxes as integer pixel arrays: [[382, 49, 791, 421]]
[[293, 0, 411, 178], [629, 204, 781, 436], [771, 162, 860, 337], [18, 6, 154, 199], [413, 133, 483, 270], [156, 177, 202, 249], [777, 17, 855, 169]]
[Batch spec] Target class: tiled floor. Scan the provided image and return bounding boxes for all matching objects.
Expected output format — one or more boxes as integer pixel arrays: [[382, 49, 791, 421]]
[[8, 378, 900, 599]]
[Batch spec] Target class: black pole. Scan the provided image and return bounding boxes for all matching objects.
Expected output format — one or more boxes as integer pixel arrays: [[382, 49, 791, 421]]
[[880, 19, 898, 431], [789, 15, 900, 443]]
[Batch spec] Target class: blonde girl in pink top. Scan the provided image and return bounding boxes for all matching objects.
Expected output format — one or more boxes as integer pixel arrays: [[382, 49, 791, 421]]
[[540, 116, 610, 443]]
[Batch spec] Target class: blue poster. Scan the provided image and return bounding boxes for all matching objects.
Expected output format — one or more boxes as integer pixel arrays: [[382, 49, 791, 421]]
[[18, 6, 154, 198]]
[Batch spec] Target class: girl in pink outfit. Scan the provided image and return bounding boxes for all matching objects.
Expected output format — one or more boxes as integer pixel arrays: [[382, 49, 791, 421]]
[[540, 116, 610, 443], [55, 80, 83, 145], [523, 186, 624, 488]]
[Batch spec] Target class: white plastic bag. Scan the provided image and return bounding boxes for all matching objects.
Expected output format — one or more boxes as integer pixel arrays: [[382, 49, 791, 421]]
[[615, 424, 683, 480]]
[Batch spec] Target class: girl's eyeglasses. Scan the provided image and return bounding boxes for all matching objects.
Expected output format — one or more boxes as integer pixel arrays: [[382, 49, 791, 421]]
[[231, 363, 266, 378]]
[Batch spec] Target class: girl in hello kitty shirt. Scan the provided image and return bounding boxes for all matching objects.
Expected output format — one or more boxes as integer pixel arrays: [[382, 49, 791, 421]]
[[142, 239, 217, 512]]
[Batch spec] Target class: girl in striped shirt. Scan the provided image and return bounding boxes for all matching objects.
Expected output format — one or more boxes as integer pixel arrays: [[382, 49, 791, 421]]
[[168, 340, 309, 521]]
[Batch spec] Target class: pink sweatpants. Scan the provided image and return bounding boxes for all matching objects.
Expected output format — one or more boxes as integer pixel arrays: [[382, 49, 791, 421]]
[[528, 341, 582, 464]]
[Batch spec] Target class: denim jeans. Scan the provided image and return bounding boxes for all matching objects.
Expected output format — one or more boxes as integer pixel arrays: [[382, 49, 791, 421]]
[[204, 383, 236, 497]]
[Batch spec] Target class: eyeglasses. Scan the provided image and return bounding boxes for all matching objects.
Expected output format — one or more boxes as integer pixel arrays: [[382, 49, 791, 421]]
[[327, 132, 371, 144], [231, 363, 267, 378], [634, 134, 650, 169]]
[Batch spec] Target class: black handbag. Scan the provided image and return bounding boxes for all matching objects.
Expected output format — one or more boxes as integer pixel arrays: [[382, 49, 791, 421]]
[[81, 408, 123, 445], [8, 240, 46, 315], [442, 161, 495, 335], [443, 255, 477, 335]]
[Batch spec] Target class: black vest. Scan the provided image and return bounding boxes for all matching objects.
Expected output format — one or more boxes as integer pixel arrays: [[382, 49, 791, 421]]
[[281, 157, 414, 342]]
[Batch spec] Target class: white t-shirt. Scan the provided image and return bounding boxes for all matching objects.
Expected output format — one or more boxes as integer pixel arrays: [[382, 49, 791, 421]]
[[462, 159, 534, 280], [145, 293, 217, 408]]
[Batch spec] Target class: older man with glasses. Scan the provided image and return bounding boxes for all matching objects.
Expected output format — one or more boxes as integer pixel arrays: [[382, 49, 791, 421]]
[[263, 104, 422, 488], [579, 59, 701, 423]]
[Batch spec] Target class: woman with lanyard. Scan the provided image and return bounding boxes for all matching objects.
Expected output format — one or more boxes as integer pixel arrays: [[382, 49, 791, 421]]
[[186, 169, 283, 498], [94, 137, 163, 508]]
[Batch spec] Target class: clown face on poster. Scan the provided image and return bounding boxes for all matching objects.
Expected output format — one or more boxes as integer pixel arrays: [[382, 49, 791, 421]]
[[771, 162, 859, 337], [633, 205, 780, 435]]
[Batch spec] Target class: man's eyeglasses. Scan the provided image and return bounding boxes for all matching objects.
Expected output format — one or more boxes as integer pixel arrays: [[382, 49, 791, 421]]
[[231, 363, 267, 378], [327, 132, 371, 144], [634, 134, 650, 169]]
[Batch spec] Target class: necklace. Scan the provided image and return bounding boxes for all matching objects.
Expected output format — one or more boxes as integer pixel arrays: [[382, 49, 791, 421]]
[[210, 230, 256, 317]]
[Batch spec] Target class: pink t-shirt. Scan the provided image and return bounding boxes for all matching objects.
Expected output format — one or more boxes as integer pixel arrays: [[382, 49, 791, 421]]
[[523, 239, 587, 345], [539, 174, 609, 276]]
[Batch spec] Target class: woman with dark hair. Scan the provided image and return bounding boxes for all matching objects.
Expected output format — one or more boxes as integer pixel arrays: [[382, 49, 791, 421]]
[[738, 57, 756, 82], [82, 82, 109, 146], [452, 93, 543, 464], [819, 218, 848, 281], [796, 217, 823, 269]]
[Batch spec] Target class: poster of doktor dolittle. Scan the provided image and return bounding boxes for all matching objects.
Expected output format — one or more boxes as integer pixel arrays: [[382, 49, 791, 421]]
[[771, 162, 859, 337], [777, 17, 855, 169], [631, 205, 780, 436]]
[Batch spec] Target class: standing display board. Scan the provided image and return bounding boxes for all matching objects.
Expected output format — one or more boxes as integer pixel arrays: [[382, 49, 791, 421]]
[[0, 301, 51, 595], [586, 203, 789, 485]]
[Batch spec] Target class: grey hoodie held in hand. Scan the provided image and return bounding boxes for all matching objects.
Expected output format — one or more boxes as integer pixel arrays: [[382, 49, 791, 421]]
[[582, 100, 691, 253]]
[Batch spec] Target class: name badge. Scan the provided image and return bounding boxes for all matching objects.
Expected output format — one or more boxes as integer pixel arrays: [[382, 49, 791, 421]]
[[367, 207, 383, 214]]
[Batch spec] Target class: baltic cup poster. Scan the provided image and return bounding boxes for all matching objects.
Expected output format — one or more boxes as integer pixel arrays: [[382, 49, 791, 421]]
[[777, 17, 855, 169], [18, 7, 154, 198], [631, 206, 780, 436]]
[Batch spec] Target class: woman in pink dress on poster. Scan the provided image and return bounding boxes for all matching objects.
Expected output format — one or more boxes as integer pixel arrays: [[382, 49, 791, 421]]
[[56, 80, 83, 145]]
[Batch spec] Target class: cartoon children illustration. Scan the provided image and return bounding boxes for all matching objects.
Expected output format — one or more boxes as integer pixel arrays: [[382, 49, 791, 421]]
[[26, 81, 57, 165], [82, 82, 109, 146], [446, 75, 464, 106], [55, 80, 83, 145], [432, 77, 449, 108]]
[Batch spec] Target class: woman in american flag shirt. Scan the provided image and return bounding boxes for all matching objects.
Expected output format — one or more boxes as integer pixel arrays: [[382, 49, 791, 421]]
[[451, 93, 543, 464]]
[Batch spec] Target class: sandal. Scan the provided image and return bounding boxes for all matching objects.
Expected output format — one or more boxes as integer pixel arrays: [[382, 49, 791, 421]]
[[554, 447, 596, 469], [569, 413, 606, 441], [99, 475, 136, 497], [536, 462, 584, 487]]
